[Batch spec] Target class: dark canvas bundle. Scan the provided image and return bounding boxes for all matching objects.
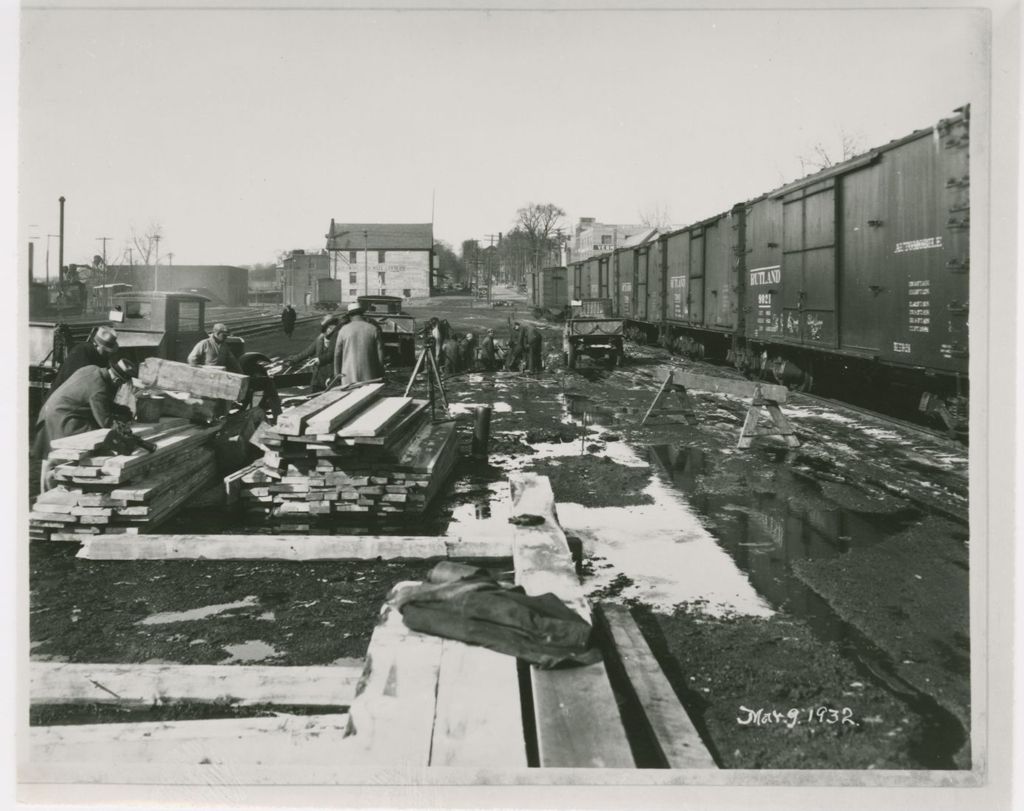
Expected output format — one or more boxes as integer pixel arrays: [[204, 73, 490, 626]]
[[391, 562, 601, 669]]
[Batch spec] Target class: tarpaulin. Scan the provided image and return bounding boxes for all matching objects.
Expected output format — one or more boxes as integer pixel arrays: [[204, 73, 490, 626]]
[[391, 562, 601, 669]]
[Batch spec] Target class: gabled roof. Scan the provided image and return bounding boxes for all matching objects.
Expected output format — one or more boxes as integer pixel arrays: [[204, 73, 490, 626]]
[[325, 222, 433, 251]]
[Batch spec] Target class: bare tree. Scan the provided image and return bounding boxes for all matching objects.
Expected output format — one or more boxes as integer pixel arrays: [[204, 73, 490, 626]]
[[515, 202, 566, 278], [638, 201, 674, 230], [797, 128, 867, 174]]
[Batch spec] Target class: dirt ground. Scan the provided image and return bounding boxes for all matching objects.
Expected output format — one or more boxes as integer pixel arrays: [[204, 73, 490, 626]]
[[28, 294, 972, 770]]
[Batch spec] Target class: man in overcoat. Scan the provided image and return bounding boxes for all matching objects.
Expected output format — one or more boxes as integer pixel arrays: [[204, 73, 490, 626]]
[[333, 303, 385, 385]]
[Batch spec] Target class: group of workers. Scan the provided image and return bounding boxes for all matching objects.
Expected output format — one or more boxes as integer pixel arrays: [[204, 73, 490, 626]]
[[31, 303, 547, 490], [285, 301, 384, 391]]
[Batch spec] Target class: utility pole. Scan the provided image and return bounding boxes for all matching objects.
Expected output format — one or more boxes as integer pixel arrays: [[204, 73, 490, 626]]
[[168, 252, 174, 266], [484, 234, 499, 306], [58, 196, 65, 289], [153, 234, 161, 292], [97, 236, 111, 311]]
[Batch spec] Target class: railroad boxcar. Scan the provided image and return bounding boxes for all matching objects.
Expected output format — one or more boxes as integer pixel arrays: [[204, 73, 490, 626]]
[[657, 207, 743, 359], [735, 107, 969, 413], [529, 266, 569, 311]]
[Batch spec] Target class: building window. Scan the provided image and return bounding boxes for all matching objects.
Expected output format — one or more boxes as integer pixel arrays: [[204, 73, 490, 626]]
[[349, 250, 357, 264], [403, 288, 411, 298], [379, 288, 387, 296], [349, 272, 357, 285], [377, 271, 386, 285], [349, 288, 357, 297], [601, 234, 613, 245], [377, 250, 386, 264]]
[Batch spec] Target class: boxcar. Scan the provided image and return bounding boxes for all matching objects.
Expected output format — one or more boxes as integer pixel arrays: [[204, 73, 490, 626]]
[[529, 266, 569, 311], [735, 106, 969, 400], [658, 208, 743, 358]]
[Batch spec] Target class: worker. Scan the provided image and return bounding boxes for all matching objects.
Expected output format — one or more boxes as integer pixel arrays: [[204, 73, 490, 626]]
[[333, 302, 385, 385], [32, 358, 137, 492], [47, 325, 119, 397], [286, 315, 342, 391], [281, 304, 297, 339], [440, 333, 461, 377], [188, 323, 242, 373], [525, 324, 544, 372], [478, 329, 497, 372], [459, 332, 477, 371], [505, 322, 525, 371]]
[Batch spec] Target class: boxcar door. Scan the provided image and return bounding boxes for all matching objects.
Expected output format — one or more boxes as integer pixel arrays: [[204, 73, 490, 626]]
[[598, 256, 610, 299], [687, 229, 705, 325], [634, 249, 648, 320], [839, 164, 885, 352], [781, 181, 838, 346]]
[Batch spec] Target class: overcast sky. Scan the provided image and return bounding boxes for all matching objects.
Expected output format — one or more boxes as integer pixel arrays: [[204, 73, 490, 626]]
[[17, 3, 986, 272]]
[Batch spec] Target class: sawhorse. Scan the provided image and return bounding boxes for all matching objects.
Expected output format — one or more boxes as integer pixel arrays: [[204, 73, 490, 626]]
[[641, 370, 800, 449]]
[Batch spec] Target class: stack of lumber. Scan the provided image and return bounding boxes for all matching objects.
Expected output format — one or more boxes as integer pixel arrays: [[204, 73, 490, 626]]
[[128, 357, 252, 423], [231, 383, 459, 528], [29, 418, 221, 542]]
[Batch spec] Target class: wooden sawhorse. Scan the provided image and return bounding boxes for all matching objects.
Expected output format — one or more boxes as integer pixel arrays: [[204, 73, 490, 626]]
[[641, 370, 800, 449]]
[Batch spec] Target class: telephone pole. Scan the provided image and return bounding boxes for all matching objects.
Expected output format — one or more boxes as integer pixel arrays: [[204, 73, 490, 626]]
[[153, 234, 161, 292], [483, 234, 500, 306], [97, 236, 111, 311]]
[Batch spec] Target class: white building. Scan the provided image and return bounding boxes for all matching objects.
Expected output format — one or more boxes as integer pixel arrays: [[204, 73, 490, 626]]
[[570, 218, 648, 262], [325, 221, 434, 303]]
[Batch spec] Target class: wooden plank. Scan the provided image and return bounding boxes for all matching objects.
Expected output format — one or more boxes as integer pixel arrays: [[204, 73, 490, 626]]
[[303, 383, 385, 435], [341, 603, 443, 766], [275, 389, 351, 436], [48, 419, 191, 451], [30, 714, 352, 767], [334, 397, 413, 438], [109, 448, 216, 501], [671, 370, 789, 404], [76, 534, 451, 561], [31, 662, 362, 707], [507, 472, 634, 769], [100, 426, 220, 480], [429, 640, 527, 767], [597, 604, 717, 769], [138, 357, 249, 402]]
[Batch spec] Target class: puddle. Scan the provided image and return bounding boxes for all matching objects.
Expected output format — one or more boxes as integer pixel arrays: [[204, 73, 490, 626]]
[[447, 401, 514, 415], [137, 596, 260, 626], [219, 640, 282, 664]]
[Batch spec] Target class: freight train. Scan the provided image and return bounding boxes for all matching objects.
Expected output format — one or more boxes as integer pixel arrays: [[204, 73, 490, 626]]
[[567, 107, 970, 431]]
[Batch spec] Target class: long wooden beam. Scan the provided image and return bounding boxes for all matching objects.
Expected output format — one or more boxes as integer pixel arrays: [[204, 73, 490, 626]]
[[507, 472, 634, 768], [75, 534, 512, 561], [670, 370, 789, 404], [30, 662, 362, 708], [597, 604, 717, 769]]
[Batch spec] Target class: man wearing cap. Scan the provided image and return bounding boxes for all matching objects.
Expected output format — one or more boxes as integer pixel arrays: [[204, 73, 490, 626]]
[[32, 358, 137, 491], [188, 323, 242, 373], [47, 325, 119, 397], [479, 329, 497, 372], [287, 314, 345, 391], [333, 302, 385, 385]]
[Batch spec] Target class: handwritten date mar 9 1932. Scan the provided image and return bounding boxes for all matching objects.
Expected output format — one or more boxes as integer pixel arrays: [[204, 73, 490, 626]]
[[737, 706, 859, 728]]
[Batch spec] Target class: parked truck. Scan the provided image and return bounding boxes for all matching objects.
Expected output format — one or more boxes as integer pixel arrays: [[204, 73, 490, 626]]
[[357, 295, 417, 366], [313, 277, 342, 311], [563, 298, 625, 370]]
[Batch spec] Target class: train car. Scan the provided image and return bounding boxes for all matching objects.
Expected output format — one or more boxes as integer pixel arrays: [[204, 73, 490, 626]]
[[658, 208, 743, 359], [530, 266, 569, 310], [734, 107, 969, 416]]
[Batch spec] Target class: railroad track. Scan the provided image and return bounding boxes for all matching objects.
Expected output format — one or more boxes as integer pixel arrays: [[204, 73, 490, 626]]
[[792, 391, 963, 446]]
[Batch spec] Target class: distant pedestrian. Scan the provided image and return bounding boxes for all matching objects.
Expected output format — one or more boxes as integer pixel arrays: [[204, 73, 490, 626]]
[[478, 329, 497, 372], [47, 325, 120, 399], [333, 302, 385, 386], [188, 323, 242, 373], [525, 324, 544, 372], [33, 358, 137, 492], [281, 305, 297, 339], [287, 315, 342, 391]]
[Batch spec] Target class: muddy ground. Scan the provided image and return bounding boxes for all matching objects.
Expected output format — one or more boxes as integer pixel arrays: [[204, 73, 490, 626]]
[[28, 294, 971, 770]]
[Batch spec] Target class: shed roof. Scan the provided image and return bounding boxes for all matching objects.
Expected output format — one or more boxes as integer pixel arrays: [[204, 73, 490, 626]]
[[325, 222, 433, 251]]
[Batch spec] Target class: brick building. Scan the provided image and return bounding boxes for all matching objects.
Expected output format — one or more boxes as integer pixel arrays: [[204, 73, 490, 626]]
[[325, 222, 434, 303], [570, 218, 648, 263], [281, 250, 331, 308]]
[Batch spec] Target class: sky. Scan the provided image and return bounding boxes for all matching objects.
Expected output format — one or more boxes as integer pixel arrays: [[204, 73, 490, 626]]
[[17, 3, 987, 273]]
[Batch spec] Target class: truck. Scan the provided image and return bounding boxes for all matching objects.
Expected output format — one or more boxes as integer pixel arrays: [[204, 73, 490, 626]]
[[28, 291, 279, 422], [313, 277, 342, 311], [357, 295, 417, 366], [562, 298, 625, 370]]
